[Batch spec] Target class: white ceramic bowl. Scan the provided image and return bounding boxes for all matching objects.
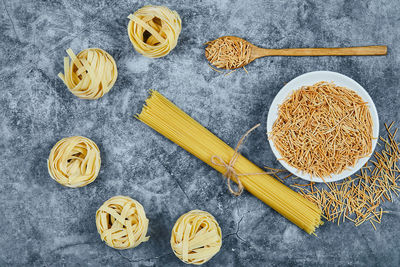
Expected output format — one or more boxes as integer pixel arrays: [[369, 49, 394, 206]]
[[267, 71, 379, 183]]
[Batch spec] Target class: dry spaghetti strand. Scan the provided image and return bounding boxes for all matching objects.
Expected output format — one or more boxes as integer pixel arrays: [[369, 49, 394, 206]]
[[270, 81, 374, 179]]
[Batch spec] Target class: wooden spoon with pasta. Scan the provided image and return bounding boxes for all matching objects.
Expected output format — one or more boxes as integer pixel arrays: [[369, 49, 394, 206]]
[[205, 36, 387, 70]]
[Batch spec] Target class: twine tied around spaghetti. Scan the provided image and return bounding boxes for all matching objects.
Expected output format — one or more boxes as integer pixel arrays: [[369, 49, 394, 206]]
[[211, 123, 274, 196]]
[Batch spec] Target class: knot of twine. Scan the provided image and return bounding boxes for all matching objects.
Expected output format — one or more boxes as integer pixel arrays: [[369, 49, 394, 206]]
[[211, 123, 273, 196]]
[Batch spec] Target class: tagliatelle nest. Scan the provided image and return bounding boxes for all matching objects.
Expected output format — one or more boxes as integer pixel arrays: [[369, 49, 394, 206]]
[[171, 210, 222, 265], [58, 48, 118, 99], [127, 5, 182, 58], [96, 196, 149, 250], [47, 136, 101, 187]]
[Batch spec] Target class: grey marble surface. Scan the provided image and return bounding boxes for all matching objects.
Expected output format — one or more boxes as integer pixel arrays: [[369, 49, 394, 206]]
[[1, 0, 400, 266]]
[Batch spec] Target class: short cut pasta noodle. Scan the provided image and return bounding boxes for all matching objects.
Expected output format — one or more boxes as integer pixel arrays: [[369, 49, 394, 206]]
[[270, 81, 373, 179], [58, 48, 118, 99], [47, 136, 101, 187], [96, 196, 149, 250], [205, 37, 251, 69], [127, 5, 182, 58], [171, 210, 222, 265]]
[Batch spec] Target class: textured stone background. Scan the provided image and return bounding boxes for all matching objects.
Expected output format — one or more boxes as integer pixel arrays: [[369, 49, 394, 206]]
[[1, 0, 400, 266]]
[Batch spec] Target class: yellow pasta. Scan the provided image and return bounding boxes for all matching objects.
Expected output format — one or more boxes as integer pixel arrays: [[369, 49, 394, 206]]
[[127, 5, 182, 58], [96, 196, 149, 249], [58, 48, 118, 99], [171, 210, 222, 265], [47, 136, 101, 187], [137, 91, 323, 234]]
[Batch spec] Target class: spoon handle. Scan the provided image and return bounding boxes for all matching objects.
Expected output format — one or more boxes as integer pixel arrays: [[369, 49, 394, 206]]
[[253, 46, 387, 57]]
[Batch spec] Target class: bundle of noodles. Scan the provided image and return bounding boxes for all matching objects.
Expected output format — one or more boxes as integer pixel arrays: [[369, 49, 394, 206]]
[[58, 48, 118, 99], [137, 91, 322, 234], [127, 5, 182, 58]]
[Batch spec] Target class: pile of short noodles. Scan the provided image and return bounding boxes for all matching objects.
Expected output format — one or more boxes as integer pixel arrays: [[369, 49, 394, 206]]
[[205, 37, 251, 70], [271, 123, 399, 229], [270, 81, 374, 179]]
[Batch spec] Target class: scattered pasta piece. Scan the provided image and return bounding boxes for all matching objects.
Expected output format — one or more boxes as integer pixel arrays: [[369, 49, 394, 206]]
[[96, 196, 149, 249], [270, 81, 373, 178], [58, 48, 118, 99], [47, 136, 101, 187], [171, 210, 222, 265], [292, 122, 400, 228], [127, 5, 182, 58]]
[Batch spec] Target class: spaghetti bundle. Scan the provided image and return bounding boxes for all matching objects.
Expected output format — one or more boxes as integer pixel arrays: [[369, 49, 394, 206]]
[[171, 210, 222, 265], [137, 91, 322, 234], [47, 136, 101, 187], [58, 48, 118, 99], [270, 81, 373, 178], [127, 5, 182, 58], [96, 196, 149, 249]]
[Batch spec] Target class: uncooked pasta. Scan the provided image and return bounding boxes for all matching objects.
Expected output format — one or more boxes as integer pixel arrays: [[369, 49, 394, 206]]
[[127, 5, 182, 58], [171, 210, 222, 265], [270, 81, 373, 179], [292, 123, 400, 229], [47, 136, 101, 187], [96, 196, 149, 249], [58, 48, 118, 99], [137, 90, 322, 234], [205, 37, 251, 69]]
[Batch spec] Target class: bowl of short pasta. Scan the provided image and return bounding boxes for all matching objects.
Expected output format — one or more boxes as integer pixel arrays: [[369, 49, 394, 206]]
[[267, 71, 379, 182]]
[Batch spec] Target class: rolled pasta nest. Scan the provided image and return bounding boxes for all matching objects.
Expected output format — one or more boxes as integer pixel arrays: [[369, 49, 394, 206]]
[[47, 136, 101, 187], [58, 48, 118, 99], [171, 210, 222, 265], [127, 5, 182, 58], [96, 196, 149, 249]]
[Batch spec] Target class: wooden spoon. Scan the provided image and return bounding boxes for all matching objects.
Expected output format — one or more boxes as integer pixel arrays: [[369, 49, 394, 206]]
[[205, 36, 387, 69]]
